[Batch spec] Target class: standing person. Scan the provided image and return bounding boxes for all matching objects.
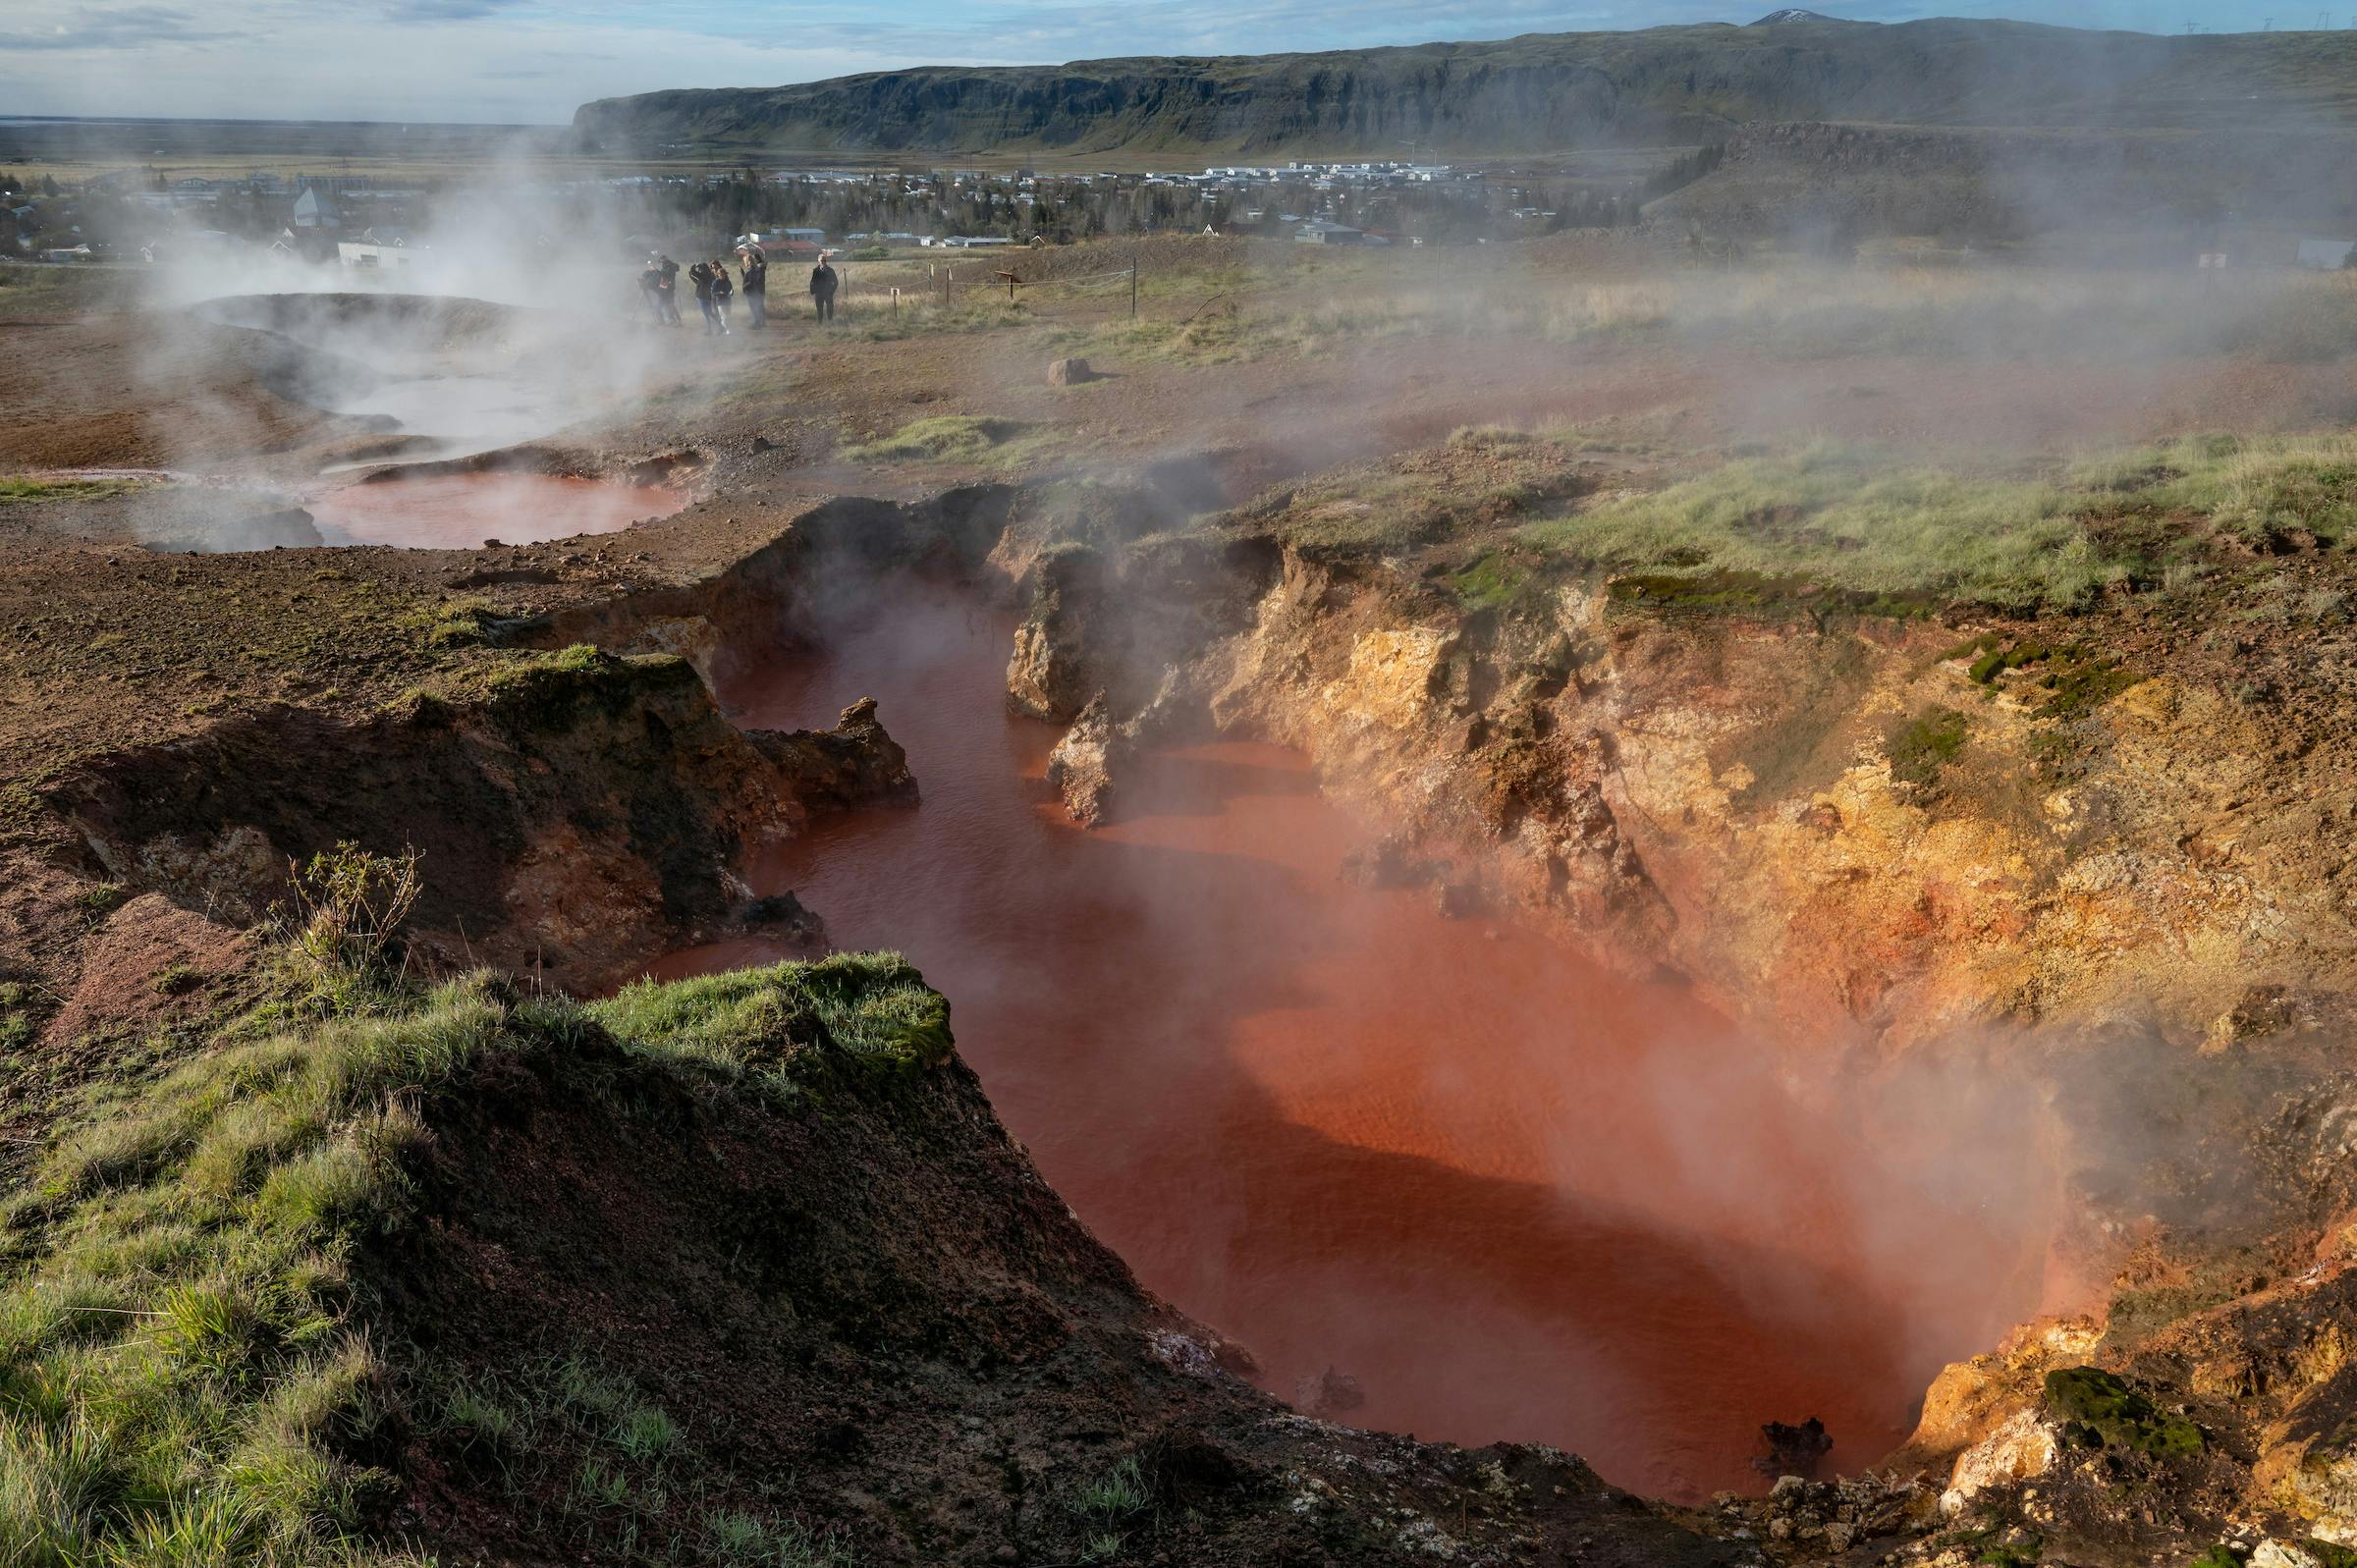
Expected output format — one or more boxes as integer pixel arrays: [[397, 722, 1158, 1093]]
[[739, 244, 767, 329], [636, 255, 665, 323], [709, 256, 735, 335], [652, 252, 682, 325], [809, 250, 839, 323], [688, 259, 719, 335]]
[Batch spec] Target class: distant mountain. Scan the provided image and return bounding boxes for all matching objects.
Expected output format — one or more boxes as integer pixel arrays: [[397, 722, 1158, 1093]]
[[573, 19, 2357, 159], [1751, 10, 1852, 23]]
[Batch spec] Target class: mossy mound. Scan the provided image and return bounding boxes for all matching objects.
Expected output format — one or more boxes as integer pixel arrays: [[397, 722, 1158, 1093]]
[[2044, 1367, 2206, 1458], [0, 889, 947, 1568]]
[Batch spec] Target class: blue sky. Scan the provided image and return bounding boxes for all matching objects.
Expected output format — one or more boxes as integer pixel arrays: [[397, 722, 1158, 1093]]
[[0, 0, 2335, 125]]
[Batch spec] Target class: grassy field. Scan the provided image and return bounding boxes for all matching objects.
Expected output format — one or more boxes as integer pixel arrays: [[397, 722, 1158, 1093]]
[[0, 476, 156, 503], [0, 265, 146, 322], [1525, 433, 2357, 609], [1229, 420, 2357, 618], [807, 240, 2357, 376]]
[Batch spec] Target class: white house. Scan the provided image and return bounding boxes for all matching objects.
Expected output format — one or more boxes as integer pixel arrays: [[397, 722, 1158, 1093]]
[[1293, 220, 1364, 244], [291, 187, 338, 230]]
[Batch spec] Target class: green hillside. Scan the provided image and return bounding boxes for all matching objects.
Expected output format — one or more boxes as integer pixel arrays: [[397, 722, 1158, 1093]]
[[572, 18, 2357, 158]]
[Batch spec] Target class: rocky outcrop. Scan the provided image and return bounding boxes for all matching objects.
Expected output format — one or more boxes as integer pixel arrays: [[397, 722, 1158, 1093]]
[[525, 484, 1020, 668], [1006, 535, 1276, 725], [1940, 1409, 2058, 1517], [1045, 693, 1123, 827], [1005, 549, 1102, 722], [1018, 517, 2357, 1056], [749, 696, 919, 811]]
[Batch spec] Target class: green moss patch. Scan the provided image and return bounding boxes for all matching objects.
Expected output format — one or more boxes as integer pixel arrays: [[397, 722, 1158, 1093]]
[[1887, 704, 1969, 790], [1449, 550, 1534, 613], [0, 476, 158, 505], [839, 415, 1041, 466], [1603, 568, 1940, 620], [2044, 1367, 2205, 1458], [1526, 434, 2357, 615]]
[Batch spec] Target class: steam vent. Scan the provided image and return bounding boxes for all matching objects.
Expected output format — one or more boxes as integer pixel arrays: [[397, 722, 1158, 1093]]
[[12, 22, 2357, 1564]]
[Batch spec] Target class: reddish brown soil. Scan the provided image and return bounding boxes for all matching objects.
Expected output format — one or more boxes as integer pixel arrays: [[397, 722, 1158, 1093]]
[[41, 892, 248, 1045], [0, 315, 352, 470]]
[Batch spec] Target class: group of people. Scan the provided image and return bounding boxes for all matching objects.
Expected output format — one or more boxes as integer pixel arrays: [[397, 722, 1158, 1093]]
[[637, 243, 840, 334]]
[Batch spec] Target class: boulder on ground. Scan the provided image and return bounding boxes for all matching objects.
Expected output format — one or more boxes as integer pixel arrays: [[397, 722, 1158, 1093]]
[[1293, 1366, 1367, 1418], [748, 696, 919, 810], [1942, 1408, 2057, 1516], [1754, 1416, 1834, 1480], [1047, 356, 1097, 386]]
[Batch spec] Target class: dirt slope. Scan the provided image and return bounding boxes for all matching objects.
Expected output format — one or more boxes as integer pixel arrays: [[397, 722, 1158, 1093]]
[[375, 966, 1734, 1566]]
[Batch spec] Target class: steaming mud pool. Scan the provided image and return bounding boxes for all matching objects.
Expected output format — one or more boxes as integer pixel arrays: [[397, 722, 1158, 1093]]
[[659, 591, 2057, 1501], [306, 472, 686, 550]]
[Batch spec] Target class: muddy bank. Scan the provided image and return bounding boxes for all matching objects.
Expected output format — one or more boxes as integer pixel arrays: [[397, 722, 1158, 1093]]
[[344, 961, 1732, 1568], [40, 648, 910, 992]]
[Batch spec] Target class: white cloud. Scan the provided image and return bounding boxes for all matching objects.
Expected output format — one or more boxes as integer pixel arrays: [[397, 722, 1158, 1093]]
[[0, 0, 2295, 124], [0, 8, 913, 121]]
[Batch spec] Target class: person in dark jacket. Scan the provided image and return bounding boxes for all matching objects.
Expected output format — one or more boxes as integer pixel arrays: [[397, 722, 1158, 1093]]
[[809, 252, 839, 322], [709, 256, 734, 335], [739, 244, 767, 329], [647, 252, 682, 325], [688, 260, 720, 335]]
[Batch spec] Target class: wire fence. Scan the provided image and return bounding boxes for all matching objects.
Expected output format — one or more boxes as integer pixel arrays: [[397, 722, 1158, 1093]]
[[826, 255, 1143, 324]]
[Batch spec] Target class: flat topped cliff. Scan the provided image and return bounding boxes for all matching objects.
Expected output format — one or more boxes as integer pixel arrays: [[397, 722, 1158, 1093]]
[[573, 18, 2357, 157]]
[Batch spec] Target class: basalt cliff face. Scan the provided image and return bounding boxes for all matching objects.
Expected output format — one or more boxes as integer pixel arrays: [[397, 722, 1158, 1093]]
[[573, 20, 2357, 157], [1650, 120, 2357, 242]]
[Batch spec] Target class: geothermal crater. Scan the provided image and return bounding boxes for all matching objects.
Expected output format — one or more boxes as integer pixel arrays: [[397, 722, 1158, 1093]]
[[173, 291, 695, 549], [656, 585, 2057, 1500]]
